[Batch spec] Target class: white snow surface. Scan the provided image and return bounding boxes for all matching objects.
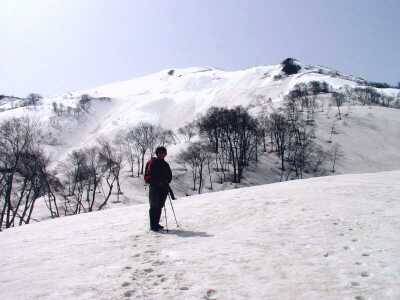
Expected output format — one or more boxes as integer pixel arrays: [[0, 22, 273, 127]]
[[1, 170, 400, 300]]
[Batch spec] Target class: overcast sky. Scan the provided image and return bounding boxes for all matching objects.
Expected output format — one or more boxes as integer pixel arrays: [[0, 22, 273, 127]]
[[1, 0, 399, 97]]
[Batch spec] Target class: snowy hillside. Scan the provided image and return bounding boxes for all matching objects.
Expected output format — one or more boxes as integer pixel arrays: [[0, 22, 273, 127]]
[[0, 95, 25, 111], [1, 170, 399, 300], [1, 60, 400, 222], [1, 61, 398, 157]]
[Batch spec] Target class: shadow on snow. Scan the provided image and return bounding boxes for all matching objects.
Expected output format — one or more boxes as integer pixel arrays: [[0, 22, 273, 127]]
[[163, 229, 213, 238]]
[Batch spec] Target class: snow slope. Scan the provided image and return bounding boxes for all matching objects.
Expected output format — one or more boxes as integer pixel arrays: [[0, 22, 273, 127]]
[[1, 170, 399, 300], [314, 105, 400, 174], [3, 62, 398, 153], [1, 62, 398, 162]]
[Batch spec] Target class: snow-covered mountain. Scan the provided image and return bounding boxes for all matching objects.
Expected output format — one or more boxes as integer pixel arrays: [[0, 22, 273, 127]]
[[1, 170, 399, 300], [1, 61, 399, 156], [1, 60, 400, 212], [52, 64, 397, 135]]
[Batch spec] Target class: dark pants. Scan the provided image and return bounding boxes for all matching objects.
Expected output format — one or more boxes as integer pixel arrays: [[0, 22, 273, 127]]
[[149, 185, 169, 230]]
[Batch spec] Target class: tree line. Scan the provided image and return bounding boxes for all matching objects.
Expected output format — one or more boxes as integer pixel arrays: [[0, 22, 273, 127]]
[[177, 88, 331, 193], [0, 118, 177, 231], [0, 118, 58, 231]]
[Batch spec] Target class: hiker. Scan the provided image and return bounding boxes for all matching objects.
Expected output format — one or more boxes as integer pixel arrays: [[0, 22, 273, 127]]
[[145, 146, 172, 232]]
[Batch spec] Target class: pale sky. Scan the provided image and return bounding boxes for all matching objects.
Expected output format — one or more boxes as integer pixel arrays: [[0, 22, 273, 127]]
[[1, 0, 399, 97]]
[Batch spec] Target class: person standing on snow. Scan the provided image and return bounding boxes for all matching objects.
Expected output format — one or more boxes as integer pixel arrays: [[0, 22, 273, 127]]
[[145, 146, 172, 232]]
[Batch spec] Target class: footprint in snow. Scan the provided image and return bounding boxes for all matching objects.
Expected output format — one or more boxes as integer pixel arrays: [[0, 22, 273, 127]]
[[152, 260, 165, 266], [204, 288, 218, 300], [122, 282, 131, 287], [143, 268, 154, 273], [155, 274, 167, 282], [360, 271, 370, 277], [123, 290, 135, 297], [355, 296, 365, 300], [362, 253, 370, 257], [350, 281, 360, 287]]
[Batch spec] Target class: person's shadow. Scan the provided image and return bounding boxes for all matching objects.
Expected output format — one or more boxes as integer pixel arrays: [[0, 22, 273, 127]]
[[164, 229, 213, 238]]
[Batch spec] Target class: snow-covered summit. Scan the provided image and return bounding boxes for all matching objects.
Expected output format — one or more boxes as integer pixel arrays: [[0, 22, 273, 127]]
[[1, 60, 398, 143], [1, 170, 399, 299], [53, 61, 400, 133]]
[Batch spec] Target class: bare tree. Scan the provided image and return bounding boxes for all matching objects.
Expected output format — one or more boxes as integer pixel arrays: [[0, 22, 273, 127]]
[[62, 150, 88, 214], [126, 123, 175, 176], [115, 130, 138, 177], [86, 147, 102, 211], [155, 127, 176, 148], [52, 102, 59, 115], [178, 122, 196, 142], [269, 112, 289, 171], [198, 106, 258, 183], [97, 139, 123, 209], [132, 122, 154, 175], [26, 93, 42, 107], [332, 92, 345, 120], [178, 145, 199, 192], [60, 138, 124, 214], [352, 87, 381, 106], [329, 143, 344, 173], [285, 124, 322, 179], [79, 94, 91, 112], [0, 118, 57, 230], [179, 142, 212, 193], [328, 120, 338, 143], [257, 109, 271, 153]]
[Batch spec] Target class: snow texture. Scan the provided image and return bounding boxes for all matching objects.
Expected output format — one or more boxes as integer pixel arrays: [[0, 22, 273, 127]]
[[1, 170, 399, 300]]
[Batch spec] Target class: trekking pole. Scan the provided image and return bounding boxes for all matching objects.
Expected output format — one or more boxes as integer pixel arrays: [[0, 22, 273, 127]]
[[168, 194, 180, 228], [163, 205, 169, 232]]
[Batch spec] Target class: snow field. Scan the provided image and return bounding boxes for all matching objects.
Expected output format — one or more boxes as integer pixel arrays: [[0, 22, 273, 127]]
[[1, 170, 399, 299]]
